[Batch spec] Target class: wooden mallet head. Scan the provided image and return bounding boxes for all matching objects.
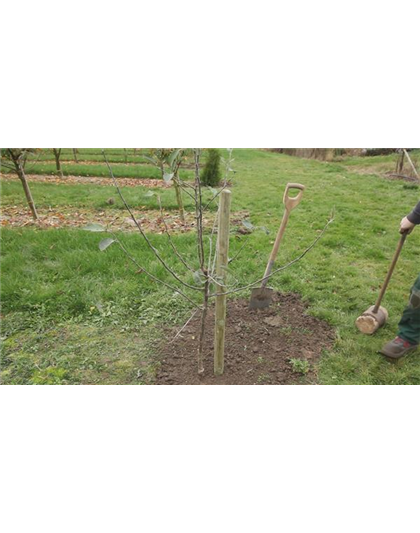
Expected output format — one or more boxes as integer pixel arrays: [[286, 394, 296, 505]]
[[355, 305, 389, 335]]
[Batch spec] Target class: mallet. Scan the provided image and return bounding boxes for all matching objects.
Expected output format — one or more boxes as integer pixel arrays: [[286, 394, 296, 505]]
[[355, 232, 408, 335]]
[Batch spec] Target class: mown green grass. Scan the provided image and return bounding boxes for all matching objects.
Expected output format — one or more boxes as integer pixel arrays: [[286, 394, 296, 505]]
[[1, 149, 420, 384], [2, 148, 197, 178], [0, 323, 158, 385], [33, 151, 196, 167], [2, 161, 193, 180], [0, 179, 217, 212], [337, 149, 420, 175], [28, 148, 152, 165]]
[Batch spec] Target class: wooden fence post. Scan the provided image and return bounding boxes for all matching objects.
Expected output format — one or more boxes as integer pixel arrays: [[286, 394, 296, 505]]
[[214, 189, 232, 375]]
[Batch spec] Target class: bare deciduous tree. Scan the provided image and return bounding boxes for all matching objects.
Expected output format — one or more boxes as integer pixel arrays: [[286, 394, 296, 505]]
[[1, 149, 39, 221], [145, 148, 186, 223], [52, 148, 63, 178]]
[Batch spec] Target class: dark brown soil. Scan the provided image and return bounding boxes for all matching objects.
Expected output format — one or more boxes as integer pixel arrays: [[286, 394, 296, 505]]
[[156, 292, 335, 385]]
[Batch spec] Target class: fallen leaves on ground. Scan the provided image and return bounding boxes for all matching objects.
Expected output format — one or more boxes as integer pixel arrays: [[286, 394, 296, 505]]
[[1, 205, 250, 234], [0, 174, 172, 189]]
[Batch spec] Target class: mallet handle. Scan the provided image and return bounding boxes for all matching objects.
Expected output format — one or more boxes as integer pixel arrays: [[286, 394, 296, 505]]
[[373, 233, 408, 313]]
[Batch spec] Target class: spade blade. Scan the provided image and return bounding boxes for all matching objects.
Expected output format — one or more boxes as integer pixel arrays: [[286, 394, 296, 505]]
[[249, 287, 274, 309]]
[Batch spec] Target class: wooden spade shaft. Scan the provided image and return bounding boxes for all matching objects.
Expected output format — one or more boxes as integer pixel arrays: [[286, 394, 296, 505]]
[[373, 233, 408, 313], [260, 182, 306, 290], [261, 210, 290, 288]]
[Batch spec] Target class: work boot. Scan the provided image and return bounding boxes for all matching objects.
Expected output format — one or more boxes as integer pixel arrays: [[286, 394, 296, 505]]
[[379, 337, 419, 360]]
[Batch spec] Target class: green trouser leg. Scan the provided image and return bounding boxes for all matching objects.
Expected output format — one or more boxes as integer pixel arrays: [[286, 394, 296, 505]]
[[397, 274, 420, 346]]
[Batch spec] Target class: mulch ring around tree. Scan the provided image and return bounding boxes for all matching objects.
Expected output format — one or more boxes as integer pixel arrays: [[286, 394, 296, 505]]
[[156, 292, 335, 385], [384, 172, 420, 183]]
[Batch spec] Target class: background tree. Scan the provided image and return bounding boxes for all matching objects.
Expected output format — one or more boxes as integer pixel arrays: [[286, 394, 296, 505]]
[[145, 148, 186, 223], [52, 148, 63, 178], [1, 149, 39, 221], [165, 149, 187, 223], [394, 149, 420, 181], [201, 148, 222, 186]]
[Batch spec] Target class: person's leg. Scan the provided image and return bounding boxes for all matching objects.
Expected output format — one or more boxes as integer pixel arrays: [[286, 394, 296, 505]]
[[380, 274, 420, 359], [397, 274, 420, 346]]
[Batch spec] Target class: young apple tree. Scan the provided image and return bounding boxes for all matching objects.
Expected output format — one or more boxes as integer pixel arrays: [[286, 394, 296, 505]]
[[87, 149, 333, 377], [144, 148, 186, 223]]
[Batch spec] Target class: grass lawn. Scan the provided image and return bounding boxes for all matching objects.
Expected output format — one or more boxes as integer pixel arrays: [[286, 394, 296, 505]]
[[0, 178, 216, 213], [1, 148, 195, 180], [28, 148, 152, 164], [2, 161, 194, 181], [337, 149, 420, 176], [1, 149, 420, 384]]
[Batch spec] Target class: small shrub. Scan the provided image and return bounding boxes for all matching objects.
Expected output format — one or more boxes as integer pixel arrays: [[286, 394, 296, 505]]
[[201, 149, 222, 187]]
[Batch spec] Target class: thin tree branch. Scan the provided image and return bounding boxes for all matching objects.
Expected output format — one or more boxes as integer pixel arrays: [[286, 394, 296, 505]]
[[193, 149, 205, 271], [102, 151, 202, 292], [0, 158, 15, 171], [228, 238, 251, 265], [24, 150, 42, 173], [174, 177, 196, 200], [209, 217, 334, 298], [203, 182, 230, 211], [222, 148, 235, 187], [106, 229, 201, 309], [157, 195, 196, 273], [208, 211, 219, 276], [198, 277, 210, 374], [170, 309, 200, 343]]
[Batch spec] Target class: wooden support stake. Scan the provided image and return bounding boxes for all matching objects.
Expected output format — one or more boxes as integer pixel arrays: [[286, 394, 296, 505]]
[[403, 149, 420, 181], [214, 190, 232, 375]]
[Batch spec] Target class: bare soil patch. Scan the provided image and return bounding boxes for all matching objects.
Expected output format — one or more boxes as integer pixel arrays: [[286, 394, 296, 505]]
[[156, 292, 335, 385]]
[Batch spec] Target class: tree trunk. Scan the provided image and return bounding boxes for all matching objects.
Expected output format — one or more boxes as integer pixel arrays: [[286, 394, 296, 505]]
[[173, 174, 185, 223], [16, 163, 39, 221], [396, 151, 404, 173], [198, 277, 210, 375], [73, 149, 79, 163], [53, 149, 63, 178]]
